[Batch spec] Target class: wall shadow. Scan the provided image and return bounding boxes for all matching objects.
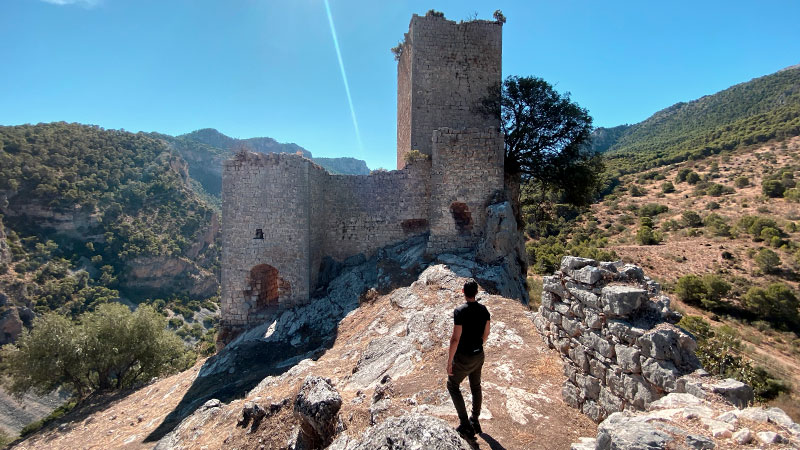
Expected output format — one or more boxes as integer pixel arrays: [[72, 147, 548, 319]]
[[143, 327, 335, 442]]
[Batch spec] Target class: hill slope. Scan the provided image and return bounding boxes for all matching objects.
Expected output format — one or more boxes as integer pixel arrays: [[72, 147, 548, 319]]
[[596, 65, 800, 175]]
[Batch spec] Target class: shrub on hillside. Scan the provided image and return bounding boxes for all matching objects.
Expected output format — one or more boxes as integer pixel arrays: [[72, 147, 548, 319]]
[[629, 185, 645, 197], [0, 304, 193, 398], [681, 210, 703, 228], [762, 179, 786, 198], [686, 171, 701, 185], [703, 213, 731, 236], [678, 316, 787, 401], [661, 181, 675, 193], [784, 188, 800, 202], [639, 203, 669, 217], [737, 215, 781, 240], [734, 176, 750, 188], [676, 168, 692, 183], [636, 226, 662, 245], [706, 183, 734, 196], [754, 248, 781, 274]]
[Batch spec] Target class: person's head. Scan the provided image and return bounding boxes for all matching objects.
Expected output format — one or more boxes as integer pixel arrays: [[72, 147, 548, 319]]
[[463, 279, 478, 301]]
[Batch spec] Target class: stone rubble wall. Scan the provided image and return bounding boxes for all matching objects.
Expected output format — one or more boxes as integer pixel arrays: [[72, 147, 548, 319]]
[[396, 14, 502, 169], [534, 256, 700, 422]]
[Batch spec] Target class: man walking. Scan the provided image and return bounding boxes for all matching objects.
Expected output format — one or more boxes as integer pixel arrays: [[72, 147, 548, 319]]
[[447, 278, 491, 439]]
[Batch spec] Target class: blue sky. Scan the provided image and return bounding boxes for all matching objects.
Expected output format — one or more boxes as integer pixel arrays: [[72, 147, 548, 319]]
[[1, 1, 799, 170]]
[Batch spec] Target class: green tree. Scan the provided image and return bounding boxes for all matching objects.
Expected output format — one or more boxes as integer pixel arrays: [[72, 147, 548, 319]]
[[636, 226, 662, 245], [754, 248, 781, 273], [742, 283, 799, 328], [482, 75, 601, 207], [674, 274, 706, 305], [686, 172, 701, 185], [1, 304, 193, 398]]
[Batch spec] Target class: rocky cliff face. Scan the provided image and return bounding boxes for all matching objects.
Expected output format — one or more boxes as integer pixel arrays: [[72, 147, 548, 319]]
[[0, 216, 10, 266]]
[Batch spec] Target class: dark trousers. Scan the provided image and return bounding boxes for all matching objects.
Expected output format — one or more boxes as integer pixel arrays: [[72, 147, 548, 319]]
[[447, 351, 485, 427]]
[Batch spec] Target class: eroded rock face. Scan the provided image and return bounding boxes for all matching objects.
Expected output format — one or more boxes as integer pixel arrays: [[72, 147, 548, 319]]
[[475, 201, 529, 304], [293, 376, 342, 448], [574, 391, 800, 449], [1, 306, 24, 346], [534, 256, 700, 422], [0, 216, 10, 265], [122, 256, 218, 299], [329, 413, 471, 450]]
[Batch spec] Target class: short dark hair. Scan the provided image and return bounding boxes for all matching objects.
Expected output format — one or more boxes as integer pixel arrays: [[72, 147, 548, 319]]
[[463, 279, 479, 298]]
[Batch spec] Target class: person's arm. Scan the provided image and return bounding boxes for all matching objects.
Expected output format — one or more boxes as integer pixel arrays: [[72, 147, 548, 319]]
[[482, 320, 491, 344], [447, 325, 462, 376]]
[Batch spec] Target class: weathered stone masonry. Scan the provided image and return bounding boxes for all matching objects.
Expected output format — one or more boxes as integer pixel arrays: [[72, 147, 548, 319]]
[[533, 256, 701, 423], [221, 14, 505, 334]]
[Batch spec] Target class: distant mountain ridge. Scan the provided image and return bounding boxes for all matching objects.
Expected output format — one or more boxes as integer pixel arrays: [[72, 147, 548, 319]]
[[592, 64, 800, 175], [162, 128, 370, 197]]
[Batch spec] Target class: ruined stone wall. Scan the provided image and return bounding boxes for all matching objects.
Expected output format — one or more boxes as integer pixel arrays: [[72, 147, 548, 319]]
[[396, 14, 502, 168], [221, 152, 313, 328], [533, 256, 700, 423], [427, 128, 504, 254], [322, 160, 431, 261]]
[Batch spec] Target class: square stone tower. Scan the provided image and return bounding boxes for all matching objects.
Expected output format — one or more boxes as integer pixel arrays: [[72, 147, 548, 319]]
[[396, 13, 503, 169]]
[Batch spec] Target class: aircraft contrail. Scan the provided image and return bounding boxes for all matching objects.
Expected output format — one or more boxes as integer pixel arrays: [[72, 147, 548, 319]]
[[323, 0, 363, 153]]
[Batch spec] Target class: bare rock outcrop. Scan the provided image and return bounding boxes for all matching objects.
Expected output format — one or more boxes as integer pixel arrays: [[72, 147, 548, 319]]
[[329, 413, 472, 450], [534, 256, 701, 422], [291, 376, 343, 449], [0, 216, 10, 265], [572, 389, 800, 449]]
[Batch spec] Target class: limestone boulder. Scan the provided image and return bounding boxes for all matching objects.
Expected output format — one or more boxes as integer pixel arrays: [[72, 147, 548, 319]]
[[710, 378, 753, 409], [329, 413, 471, 450], [293, 376, 343, 447]]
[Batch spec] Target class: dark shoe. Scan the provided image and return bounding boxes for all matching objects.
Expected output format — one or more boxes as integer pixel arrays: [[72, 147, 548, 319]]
[[455, 423, 476, 439], [470, 416, 482, 434]]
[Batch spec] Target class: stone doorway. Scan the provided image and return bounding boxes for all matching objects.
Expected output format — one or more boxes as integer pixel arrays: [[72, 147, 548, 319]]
[[247, 264, 280, 308], [449, 202, 473, 234]]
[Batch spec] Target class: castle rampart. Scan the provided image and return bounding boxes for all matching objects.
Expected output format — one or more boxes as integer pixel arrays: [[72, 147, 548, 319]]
[[221, 12, 505, 335]]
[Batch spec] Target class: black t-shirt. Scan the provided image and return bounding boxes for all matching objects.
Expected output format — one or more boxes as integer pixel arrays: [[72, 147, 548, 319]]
[[453, 301, 490, 355]]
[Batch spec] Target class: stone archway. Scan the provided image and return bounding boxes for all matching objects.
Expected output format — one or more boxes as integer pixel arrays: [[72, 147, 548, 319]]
[[247, 264, 280, 308], [449, 202, 473, 234]]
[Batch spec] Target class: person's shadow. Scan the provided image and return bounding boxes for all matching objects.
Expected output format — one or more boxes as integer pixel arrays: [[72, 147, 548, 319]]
[[478, 432, 507, 450]]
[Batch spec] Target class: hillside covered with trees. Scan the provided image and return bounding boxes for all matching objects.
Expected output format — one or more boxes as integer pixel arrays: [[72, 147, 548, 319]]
[[595, 65, 800, 176]]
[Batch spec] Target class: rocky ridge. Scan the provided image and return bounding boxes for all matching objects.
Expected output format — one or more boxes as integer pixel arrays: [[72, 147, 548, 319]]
[[13, 260, 594, 449]]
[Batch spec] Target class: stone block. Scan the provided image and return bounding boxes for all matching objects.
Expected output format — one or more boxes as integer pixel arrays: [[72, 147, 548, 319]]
[[710, 379, 753, 408], [599, 387, 624, 414], [581, 400, 605, 423], [542, 275, 566, 298], [585, 309, 604, 329], [571, 266, 602, 285], [560, 256, 597, 272], [567, 283, 601, 309], [615, 345, 641, 374], [641, 357, 679, 392], [562, 381, 583, 409], [601, 285, 647, 317]]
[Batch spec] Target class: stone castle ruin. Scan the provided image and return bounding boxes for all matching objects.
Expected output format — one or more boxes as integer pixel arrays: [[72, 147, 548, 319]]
[[220, 14, 506, 335]]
